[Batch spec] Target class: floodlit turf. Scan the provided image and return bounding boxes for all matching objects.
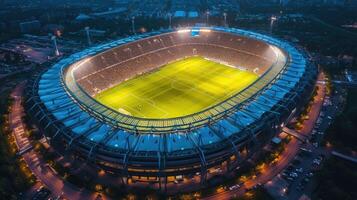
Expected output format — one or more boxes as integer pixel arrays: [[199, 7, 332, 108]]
[[95, 56, 258, 118]]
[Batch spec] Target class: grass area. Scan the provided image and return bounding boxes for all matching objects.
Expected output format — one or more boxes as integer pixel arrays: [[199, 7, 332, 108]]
[[95, 56, 258, 118]]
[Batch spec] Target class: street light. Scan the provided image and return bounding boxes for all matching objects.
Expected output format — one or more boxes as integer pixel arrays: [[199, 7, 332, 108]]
[[206, 10, 210, 26], [168, 13, 172, 29], [85, 26, 92, 46], [131, 16, 136, 34], [270, 15, 277, 34], [223, 12, 228, 27], [51, 35, 60, 56]]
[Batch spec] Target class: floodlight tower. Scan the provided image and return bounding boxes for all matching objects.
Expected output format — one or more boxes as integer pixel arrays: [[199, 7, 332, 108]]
[[131, 16, 136, 34], [270, 15, 277, 34], [51, 35, 60, 56], [168, 13, 172, 29], [206, 10, 210, 26], [223, 12, 228, 27], [85, 26, 92, 46]]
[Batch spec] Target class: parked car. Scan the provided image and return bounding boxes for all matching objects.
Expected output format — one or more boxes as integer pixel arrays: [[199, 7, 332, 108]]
[[32, 187, 51, 200], [295, 168, 303, 173]]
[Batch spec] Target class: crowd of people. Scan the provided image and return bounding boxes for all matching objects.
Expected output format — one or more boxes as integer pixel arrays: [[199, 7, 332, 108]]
[[70, 31, 278, 96]]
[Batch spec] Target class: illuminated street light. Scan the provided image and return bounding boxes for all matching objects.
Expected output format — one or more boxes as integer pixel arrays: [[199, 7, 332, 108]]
[[223, 12, 227, 27], [168, 13, 172, 29], [282, 187, 287, 194], [51, 35, 60, 56], [270, 15, 277, 34], [206, 10, 210, 25], [131, 16, 136, 34], [85, 26, 92, 46]]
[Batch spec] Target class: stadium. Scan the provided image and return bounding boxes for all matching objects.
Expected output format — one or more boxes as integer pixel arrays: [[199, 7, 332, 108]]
[[26, 27, 317, 189]]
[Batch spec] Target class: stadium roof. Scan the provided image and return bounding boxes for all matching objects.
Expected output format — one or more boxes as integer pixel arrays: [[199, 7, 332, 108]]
[[174, 11, 186, 17], [26, 26, 318, 181], [188, 11, 199, 18], [35, 27, 312, 155], [38, 28, 306, 152]]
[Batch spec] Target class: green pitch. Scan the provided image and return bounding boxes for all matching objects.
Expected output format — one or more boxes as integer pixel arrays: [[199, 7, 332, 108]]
[[95, 56, 258, 119]]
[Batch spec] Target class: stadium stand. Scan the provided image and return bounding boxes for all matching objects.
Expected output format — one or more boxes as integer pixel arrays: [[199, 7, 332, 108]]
[[72, 31, 276, 96], [25, 27, 317, 189]]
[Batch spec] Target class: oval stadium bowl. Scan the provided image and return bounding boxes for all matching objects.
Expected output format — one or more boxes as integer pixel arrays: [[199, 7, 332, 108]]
[[27, 27, 317, 186]]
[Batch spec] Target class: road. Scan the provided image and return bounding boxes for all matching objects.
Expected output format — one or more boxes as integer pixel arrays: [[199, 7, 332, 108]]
[[203, 138, 300, 200], [269, 71, 337, 200], [9, 82, 108, 200], [8, 71, 331, 200], [203, 72, 328, 200]]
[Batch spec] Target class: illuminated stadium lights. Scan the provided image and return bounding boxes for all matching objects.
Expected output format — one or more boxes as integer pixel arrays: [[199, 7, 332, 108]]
[[27, 27, 317, 188], [62, 42, 288, 132], [70, 57, 93, 80], [177, 28, 211, 36], [269, 45, 281, 58], [200, 29, 211, 33], [177, 29, 190, 33]]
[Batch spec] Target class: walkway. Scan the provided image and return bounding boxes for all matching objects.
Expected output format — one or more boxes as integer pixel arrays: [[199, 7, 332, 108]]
[[9, 82, 108, 200], [331, 151, 357, 163], [203, 71, 327, 200], [282, 127, 307, 142]]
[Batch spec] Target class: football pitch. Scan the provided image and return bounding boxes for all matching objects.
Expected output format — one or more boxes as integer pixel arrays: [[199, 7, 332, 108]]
[[95, 56, 258, 118]]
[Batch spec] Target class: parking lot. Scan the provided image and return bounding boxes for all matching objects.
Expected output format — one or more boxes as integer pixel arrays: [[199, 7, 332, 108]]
[[265, 73, 346, 200]]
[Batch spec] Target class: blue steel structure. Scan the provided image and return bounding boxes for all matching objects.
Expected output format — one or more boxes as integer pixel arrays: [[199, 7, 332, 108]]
[[26, 27, 317, 188]]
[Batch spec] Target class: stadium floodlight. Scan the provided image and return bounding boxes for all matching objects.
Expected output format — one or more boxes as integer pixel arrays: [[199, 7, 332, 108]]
[[51, 35, 60, 56], [177, 29, 190, 33], [72, 57, 91, 73], [85, 26, 92, 46], [223, 12, 228, 27], [200, 29, 211, 33], [269, 45, 281, 59]]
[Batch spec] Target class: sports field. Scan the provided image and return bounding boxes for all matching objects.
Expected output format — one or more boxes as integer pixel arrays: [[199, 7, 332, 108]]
[[95, 56, 258, 118]]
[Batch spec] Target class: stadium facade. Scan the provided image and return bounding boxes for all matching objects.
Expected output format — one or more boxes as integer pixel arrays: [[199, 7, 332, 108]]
[[26, 27, 317, 189]]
